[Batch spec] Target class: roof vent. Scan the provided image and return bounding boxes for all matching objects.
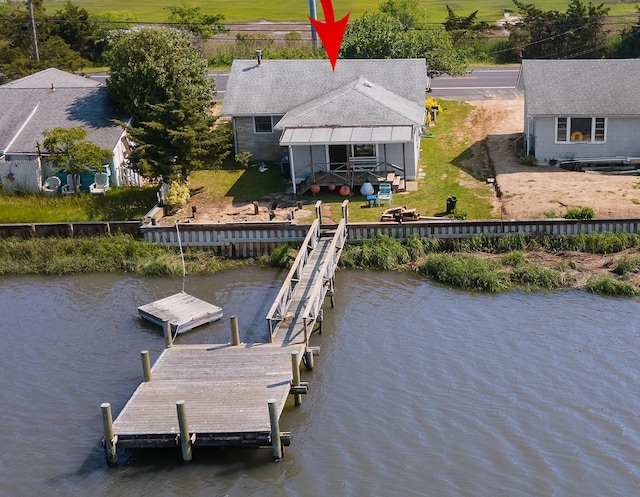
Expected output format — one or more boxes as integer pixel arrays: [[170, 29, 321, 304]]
[[362, 80, 373, 88]]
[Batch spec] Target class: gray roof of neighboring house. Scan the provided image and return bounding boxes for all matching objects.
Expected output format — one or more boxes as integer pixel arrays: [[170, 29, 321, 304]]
[[519, 59, 640, 116], [221, 58, 428, 117], [275, 77, 425, 129], [0, 68, 128, 155]]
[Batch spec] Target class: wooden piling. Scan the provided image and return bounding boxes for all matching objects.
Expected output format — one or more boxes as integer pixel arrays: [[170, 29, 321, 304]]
[[304, 348, 315, 370], [163, 320, 173, 348], [268, 399, 283, 460], [230, 315, 240, 346], [318, 309, 324, 334], [101, 402, 118, 466], [291, 351, 302, 406], [176, 400, 193, 461], [253, 201, 259, 215], [141, 350, 152, 382]]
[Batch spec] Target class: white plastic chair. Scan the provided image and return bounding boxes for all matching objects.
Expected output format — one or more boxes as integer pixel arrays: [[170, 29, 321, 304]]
[[377, 183, 392, 206], [89, 172, 110, 194], [61, 174, 79, 195], [42, 176, 61, 195]]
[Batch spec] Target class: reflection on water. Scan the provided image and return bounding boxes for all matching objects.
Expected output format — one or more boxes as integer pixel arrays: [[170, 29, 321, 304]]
[[0, 269, 639, 496]]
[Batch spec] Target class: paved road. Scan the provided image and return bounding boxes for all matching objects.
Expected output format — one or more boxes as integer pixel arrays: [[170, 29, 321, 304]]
[[430, 67, 521, 100], [88, 66, 521, 102]]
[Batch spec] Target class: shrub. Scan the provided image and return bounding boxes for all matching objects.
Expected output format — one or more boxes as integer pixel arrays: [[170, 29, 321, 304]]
[[165, 182, 190, 214], [585, 276, 638, 296], [518, 154, 538, 166], [449, 208, 468, 220], [564, 207, 595, 219], [235, 151, 252, 169]]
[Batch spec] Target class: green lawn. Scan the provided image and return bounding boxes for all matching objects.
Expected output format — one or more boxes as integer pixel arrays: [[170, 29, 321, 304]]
[[0, 186, 157, 223], [45, 0, 639, 24]]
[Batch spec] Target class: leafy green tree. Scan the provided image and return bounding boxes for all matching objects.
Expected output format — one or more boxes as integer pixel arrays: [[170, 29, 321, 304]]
[[124, 98, 232, 181], [106, 28, 231, 181], [341, 13, 402, 59], [341, 12, 467, 76], [38, 37, 89, 72], [444, 6, 495, 43], [49, 2, 98, 61], [509, 0, 610, 59], [378, 0, 424, 30], [42, 127, 112, 176], [615, 6, 640, 57], [106, 28, 215, 123], [168, 3, 228, 39]]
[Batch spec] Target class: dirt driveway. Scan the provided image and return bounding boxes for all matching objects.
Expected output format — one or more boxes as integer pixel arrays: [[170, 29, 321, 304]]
[[468, 96, 640, 219]]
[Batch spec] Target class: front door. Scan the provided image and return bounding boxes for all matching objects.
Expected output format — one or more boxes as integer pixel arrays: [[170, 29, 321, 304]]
[[328, 145, 348, 171]]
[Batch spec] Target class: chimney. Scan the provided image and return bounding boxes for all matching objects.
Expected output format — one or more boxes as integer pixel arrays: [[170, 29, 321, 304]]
[[256, 49, 262, 66]]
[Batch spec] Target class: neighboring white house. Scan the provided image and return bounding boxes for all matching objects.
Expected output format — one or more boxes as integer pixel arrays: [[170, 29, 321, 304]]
[[221, 58, 429, 194], [517, 59, 640, 166], [0, 68, 142, 192]]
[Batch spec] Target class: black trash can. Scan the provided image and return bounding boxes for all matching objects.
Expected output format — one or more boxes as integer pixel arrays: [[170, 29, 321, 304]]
[[446, 196, 458, 214]]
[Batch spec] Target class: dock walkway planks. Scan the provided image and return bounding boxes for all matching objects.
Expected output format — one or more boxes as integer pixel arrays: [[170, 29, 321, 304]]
[[138, 292, 223, 334], [271, 236, 334, 347], [112, 344, 303, 444]]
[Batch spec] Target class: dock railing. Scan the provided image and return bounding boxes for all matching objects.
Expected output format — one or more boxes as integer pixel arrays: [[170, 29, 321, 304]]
[[266, 201, 322, 342], [301, 201, 349, 343]]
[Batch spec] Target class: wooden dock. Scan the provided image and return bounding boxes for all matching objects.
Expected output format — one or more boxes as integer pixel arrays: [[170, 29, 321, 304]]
[[101, 201, 348, 464], [138, 292, 223, 334]]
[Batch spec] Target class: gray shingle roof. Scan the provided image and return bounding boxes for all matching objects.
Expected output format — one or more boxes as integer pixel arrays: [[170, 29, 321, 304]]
[[275, 77, 425, 129], [0, 68, 128, 155], [520, 59, 640, 116], [221, 58, 427, 117]]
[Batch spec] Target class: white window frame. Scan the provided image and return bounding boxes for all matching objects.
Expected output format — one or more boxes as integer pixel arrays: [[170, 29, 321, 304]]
[[253, 116, 274, 134], [555, 117, 606, 144]]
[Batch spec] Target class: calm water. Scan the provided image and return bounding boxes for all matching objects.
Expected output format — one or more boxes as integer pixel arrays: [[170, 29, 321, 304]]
[[1, 268, 639, 496]]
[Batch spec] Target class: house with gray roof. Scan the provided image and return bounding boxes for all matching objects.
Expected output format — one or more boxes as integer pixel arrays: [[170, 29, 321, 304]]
[[0, 68, 141, 192], [221, 58, 428, 193], [517, 59, 640, 166]]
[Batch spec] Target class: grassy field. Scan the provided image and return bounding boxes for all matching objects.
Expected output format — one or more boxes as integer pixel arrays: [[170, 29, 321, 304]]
[[43, 0, 639, 24]]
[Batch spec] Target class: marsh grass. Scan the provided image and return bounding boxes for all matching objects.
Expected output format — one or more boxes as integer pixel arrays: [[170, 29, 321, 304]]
[[612, 255, 640, 275], [419, 253, 510, 292], [0, 235, 248, 276], [585, 276, 639, 296]]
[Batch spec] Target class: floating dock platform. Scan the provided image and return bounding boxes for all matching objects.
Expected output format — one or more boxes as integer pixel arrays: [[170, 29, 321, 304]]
[[138, 292, 223, 334]]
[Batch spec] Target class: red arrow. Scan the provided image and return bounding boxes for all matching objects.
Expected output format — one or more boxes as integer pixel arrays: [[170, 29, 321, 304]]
[[309, 0, 350, 71]]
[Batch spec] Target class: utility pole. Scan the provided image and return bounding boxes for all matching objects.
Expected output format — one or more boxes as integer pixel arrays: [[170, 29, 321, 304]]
[[27, 0, 39, 61], [308, 0, 318, 50]]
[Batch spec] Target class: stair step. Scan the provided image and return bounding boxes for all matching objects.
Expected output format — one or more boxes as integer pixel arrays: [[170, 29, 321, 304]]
[[385, 172, 395, 182], [398, 179, 405, 191], [392, 175, 401, 187]]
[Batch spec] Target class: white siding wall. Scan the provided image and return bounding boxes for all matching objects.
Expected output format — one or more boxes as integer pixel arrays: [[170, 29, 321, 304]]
[[533, 116, 640, 164]]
